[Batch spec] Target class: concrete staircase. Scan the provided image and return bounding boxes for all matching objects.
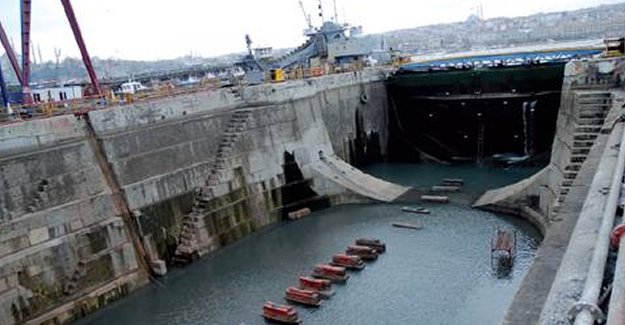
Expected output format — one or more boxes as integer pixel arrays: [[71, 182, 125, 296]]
[[26, 179, 49, 212], [552, 91, 611, 216], [62, 260, 87, 296], [174, 108, 252, 263]]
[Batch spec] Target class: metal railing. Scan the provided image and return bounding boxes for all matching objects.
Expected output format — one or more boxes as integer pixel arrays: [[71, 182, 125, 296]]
[[571, 119, 625, 324], [0, 63, 372, 126]]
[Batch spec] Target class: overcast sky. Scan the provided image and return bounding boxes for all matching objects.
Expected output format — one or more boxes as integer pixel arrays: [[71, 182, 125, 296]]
[[0, 0, 623, 61]]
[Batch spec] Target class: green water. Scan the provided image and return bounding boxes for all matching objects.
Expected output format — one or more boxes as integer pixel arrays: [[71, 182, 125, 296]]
[[78, 163, 541, 325]]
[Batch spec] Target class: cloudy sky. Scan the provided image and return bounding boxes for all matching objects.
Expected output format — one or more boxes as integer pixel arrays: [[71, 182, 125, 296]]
[[0, 0, 623, 61]]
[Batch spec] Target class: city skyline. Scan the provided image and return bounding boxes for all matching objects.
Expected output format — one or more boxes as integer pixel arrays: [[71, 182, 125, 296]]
[[0, 0, 623, 61]]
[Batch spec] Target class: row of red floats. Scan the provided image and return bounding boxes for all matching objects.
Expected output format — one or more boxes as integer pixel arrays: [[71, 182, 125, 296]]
[[263, 238, 386, 324]]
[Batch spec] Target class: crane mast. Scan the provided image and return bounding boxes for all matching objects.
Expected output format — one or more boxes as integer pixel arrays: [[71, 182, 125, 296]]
[[298, 0, 313, 30]]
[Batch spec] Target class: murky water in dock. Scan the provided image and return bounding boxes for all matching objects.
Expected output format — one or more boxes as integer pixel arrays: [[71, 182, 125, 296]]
[[79, 164, 541, 325]]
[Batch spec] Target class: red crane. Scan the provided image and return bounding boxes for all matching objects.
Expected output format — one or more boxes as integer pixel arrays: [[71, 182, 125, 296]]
[[6, 0, 103, 103], [20, 0, 32, 102], [60, 0, 102, 97], [0, 20, 23, 86]]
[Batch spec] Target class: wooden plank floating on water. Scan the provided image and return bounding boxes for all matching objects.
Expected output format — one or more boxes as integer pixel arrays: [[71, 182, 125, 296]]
[[431, 185, 461, 192], [401, 206, 430, 214], [420, 195, 450, 203], [288, 208, 311, 220], [391, 222, 423, 230], [442, 178, 464, 186]]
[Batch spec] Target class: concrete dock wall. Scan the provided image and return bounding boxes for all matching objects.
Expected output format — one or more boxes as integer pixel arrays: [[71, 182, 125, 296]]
[[0, 116, 145, 325], [473, 57, 625, 325], [0, 69, 390, 324]]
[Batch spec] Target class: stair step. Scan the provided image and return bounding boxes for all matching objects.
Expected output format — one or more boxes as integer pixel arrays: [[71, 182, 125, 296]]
[[577, 102, 610, 105], [194, 201, 207, 209], [573, 140, 595, 148], [577, 118, 605, 126], [175, 246, 196, 256], [180, 231, 195, 240], [562, 180, 574, 187], [560, 189, 570, 196], [579, 112, 606, 119], [564, 172, 578, 180], [192, 204, 205, 212], [180, 238, 196, 247], [574, 133, 598, 141], [572, 148, 590, 155], [172, 256, 192, 266], [575, 126, 602, 133], [571, 155, 587, 163], [565, 164, 583, 171], [196, 195, 211, 203]]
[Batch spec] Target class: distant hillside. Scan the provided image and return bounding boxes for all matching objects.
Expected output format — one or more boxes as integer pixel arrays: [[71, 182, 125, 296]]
[[1, 2, 624, 85], [375, 2, 625, 53]]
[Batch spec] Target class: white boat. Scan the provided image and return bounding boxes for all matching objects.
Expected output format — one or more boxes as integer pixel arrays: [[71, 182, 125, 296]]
[[118, 80, 148, 94]]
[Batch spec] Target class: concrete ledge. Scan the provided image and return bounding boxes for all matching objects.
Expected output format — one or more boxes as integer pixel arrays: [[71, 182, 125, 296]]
[[0, 115, 85, 156]]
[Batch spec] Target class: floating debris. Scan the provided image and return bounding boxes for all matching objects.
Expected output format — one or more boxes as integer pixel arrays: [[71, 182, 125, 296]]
[[262, 301, 302, 324], [391, 222, 423, 230], [287, 208, 311, 220], [420, 195, 450, 203], [491, 229, 516, 278], [285, 287, 322, 307], [298, 276, 335, 298], [331, 253, 365, 270], [346, 245, 379, 261], [431, 185, 461, 192], [401, 206, 431, 214], [311, 264, 349, 283], [442, 178, 464, 186], [355, 238, 386, 253]]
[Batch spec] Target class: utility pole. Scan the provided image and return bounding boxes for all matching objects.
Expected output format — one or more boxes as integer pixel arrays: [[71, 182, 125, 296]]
[[54, 47, 62, 67], [31, 42, 36, 65], [37, 44, 42, 64]]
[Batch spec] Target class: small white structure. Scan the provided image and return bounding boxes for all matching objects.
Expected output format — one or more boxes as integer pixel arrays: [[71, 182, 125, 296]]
[[31, 85, 83, 103], [118, 80, 148, 94]]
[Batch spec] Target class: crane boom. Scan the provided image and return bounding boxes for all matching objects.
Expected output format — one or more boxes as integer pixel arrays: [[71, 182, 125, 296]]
[[298, 0, 312, 29], [0, 20, 23, 85]]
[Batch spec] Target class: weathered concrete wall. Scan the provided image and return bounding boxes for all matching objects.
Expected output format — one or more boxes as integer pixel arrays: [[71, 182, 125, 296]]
[[473, 57, 625, 325], [0, 116, 145, 325], [475, 57, 625, 230], [0, 69, 390, 324], [87, 70, 389, 263]]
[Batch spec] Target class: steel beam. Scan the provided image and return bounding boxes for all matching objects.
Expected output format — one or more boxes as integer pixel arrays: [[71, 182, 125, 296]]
[[0, 20, 23, 85], [21, 0, 31, 96], [60, 0, 102, 96]]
